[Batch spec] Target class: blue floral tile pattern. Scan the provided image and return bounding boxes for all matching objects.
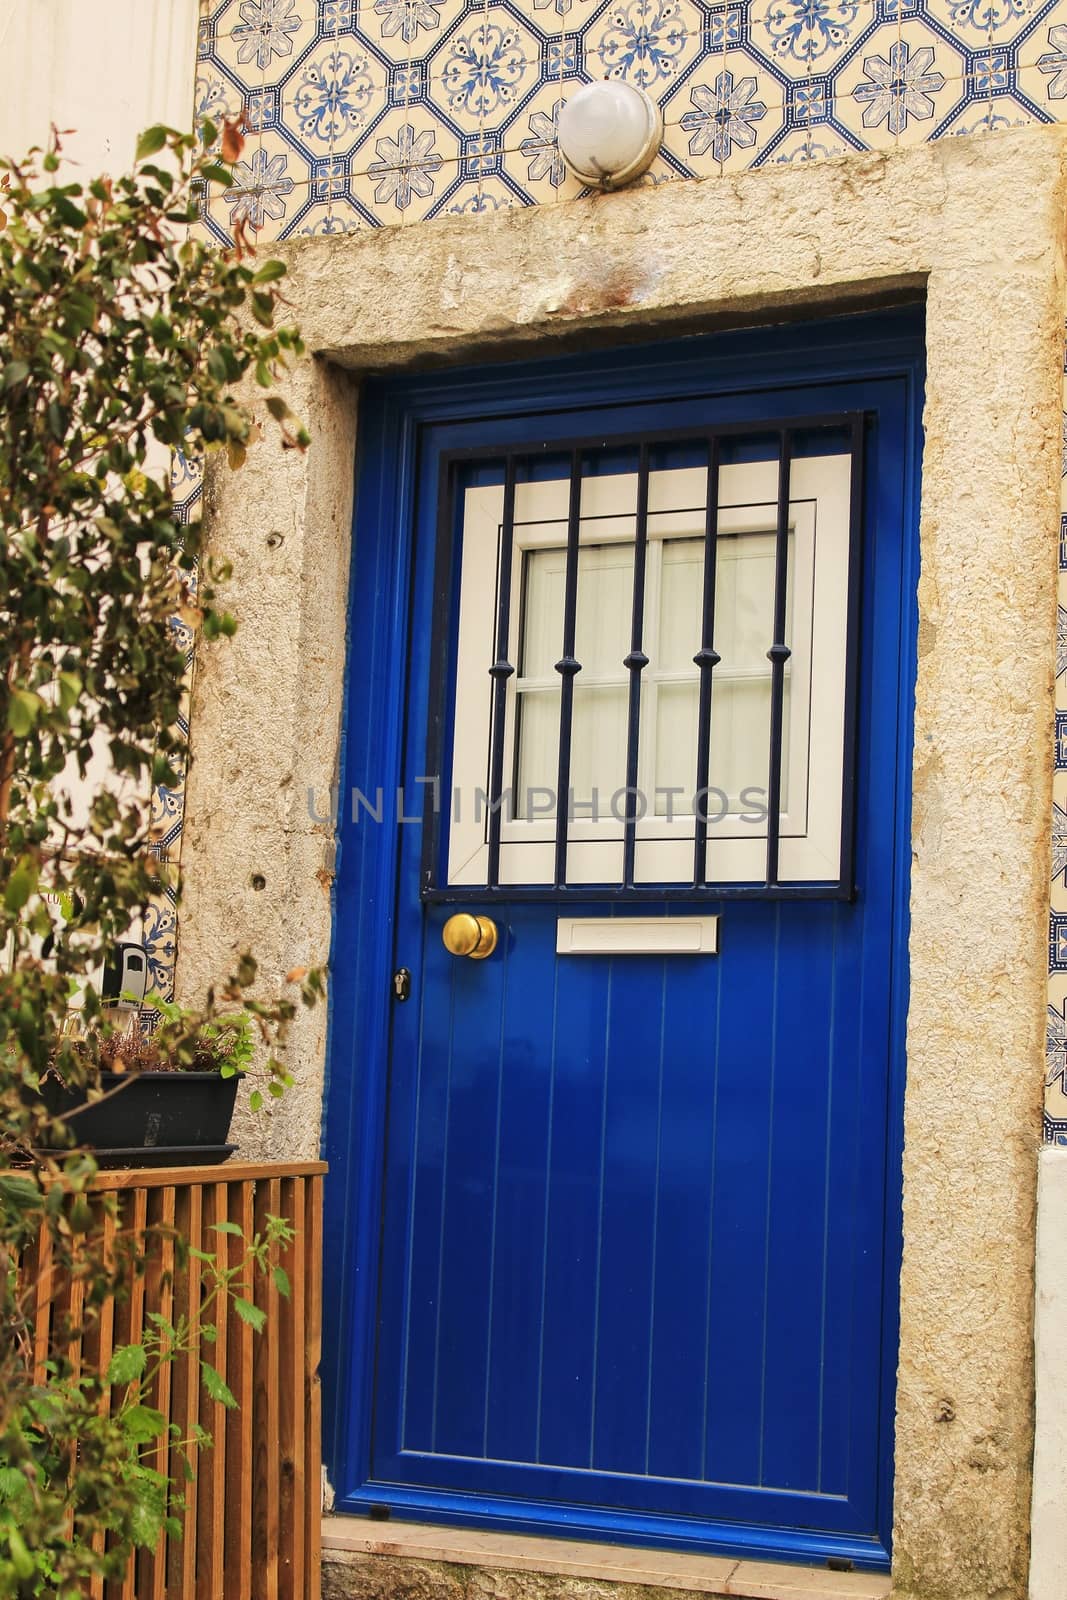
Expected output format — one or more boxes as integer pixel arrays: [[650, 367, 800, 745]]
[[587, 0, 700, 87], [754, 0, 866, 68], [223, 145, 298, 224], [1037, 22, 1067, 86], [679, 70, 770, 160], [378, 0, 445, 45], [520, 99, 569, 180], [369, 121, 446, 201], [232, 0, 304, 69], [194, 0, 1067, 238], [129, 445, 205, 1013], [854, 40, 947, 131], [429, 10, 542, 127], [291, 46, 379, 142]]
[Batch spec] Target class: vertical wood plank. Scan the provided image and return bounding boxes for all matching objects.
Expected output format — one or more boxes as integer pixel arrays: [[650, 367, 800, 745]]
[[116, 1186, 149, 1600], [305, 1175, 324, 1600], [65, 1256, 86, 1388], [87, 1199, 118, 1600], [193, 1179, 218, 1600], [224, 1179, 255, 1600], [80, 1193, 108, 1380], [137, 1185, 176, 1600], [103, 1191, 131, 1600], [167, 1182, 202, 1600], [252, 1177, 282, 1600], [32, 1223, 53, 1384], [277, 1177, 306, 1600], [17, 1162, 326, 1600], [196, 1182, 230, 1600]]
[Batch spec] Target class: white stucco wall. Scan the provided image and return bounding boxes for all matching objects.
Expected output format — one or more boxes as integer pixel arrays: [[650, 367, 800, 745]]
[[0, 0, 197, 172]]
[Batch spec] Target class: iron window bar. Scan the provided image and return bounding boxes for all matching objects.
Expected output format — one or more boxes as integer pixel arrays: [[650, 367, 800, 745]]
[[691, 434, 722, 890], [621, 441, 652, 890], [553, 451, 584, 889], [422, 413, 865, 904], [765, 431, 793, 890], [485, 456, 517, 890]]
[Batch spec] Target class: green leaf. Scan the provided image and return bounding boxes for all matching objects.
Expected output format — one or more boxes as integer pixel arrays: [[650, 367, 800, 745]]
[[136, 125, 169, 160], [56, 671, 82, 712], [233, 1296, 266, 1332], [252, 259, 287, 284], [249, 1089, 263, 1111], [7, 688, 42, 736], [53, 193, 87, 228], [1, 359, 29, 389], [201, 1361, 238, 1409], [0, 1465, 27, 1501], [272, 1265, 291, 1300], [7, 1528, 33, 1580], [106, 1342, 147, 1385], [0, 1173, 40, 1213], [122, 1403, 167, 1442], [127, 1465, 169, 1547], [211, 1220, 243, 1237], [199, 162, 233, 185], [4, 858, 38, 914]]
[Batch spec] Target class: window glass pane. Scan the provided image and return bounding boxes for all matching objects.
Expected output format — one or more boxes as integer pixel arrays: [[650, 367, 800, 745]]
[[514, 690, 558, 815], [652, 530, 792, 815], [519, 549, 566, 679], [519, 543, 632, 678], [713, 676, 776, 812], [653, 679, 788, 816], [515, 684, 628, 817], [516, 542, 632, 818], [655, 539, 704, 672], [575, 544, 632, 674], [515, 524, 795, 824], [713, 532, 786, 665]]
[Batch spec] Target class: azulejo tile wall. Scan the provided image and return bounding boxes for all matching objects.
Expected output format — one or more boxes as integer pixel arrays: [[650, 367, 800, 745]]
[[194, 0, 1067, 239], [137, 448, 203, 1015], [190, 2, 1067, 1140]]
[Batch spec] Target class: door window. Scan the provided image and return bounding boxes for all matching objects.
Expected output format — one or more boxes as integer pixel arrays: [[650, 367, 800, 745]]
[[437, 427, 860, 893]]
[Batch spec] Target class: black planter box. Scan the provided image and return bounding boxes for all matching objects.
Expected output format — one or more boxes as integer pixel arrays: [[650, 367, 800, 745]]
[[41, 1071, 239, 1164]]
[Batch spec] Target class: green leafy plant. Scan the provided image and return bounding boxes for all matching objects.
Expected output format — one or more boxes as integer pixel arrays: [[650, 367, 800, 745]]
[[60, 996, 258, 1078], [0, 118, 322, 1595], [145, 995, 258, 1076], [0, 1196, 293, 1594]]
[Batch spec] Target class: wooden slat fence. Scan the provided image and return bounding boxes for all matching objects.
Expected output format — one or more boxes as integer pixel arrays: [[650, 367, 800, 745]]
[[17, 1161, 325, 1600]]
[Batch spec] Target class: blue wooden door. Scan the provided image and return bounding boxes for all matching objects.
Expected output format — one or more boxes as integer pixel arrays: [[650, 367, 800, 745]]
[[324, 315, 922, 1570]]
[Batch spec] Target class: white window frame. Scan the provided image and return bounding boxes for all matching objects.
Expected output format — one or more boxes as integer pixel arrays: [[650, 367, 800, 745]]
[[445, 455, 853, 888]]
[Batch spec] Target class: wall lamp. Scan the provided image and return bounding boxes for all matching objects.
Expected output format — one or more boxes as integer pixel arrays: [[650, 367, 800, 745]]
[[556, 80, 664, 191]]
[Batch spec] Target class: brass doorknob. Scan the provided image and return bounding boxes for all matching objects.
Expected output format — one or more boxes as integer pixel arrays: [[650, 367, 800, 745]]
[[442, 912, 498, 960]]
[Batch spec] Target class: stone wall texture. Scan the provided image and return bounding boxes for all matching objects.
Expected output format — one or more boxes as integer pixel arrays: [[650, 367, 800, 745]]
[[175, 128, 1067, 1598]]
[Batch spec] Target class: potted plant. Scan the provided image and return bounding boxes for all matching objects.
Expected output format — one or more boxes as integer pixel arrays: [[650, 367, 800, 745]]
[[38, 998, 255, 1166]]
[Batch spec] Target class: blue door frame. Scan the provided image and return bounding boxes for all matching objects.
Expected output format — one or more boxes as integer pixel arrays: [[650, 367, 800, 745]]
[[322, 310, 924, 1570]]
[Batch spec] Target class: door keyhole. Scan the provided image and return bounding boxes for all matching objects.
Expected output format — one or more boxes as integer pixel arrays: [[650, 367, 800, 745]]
[[392, 967, 412, 1002]]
